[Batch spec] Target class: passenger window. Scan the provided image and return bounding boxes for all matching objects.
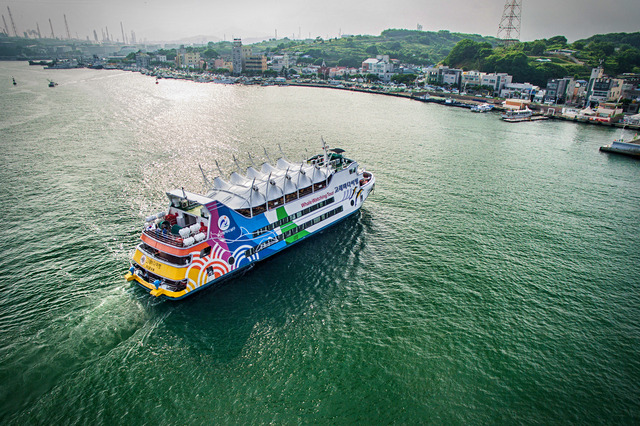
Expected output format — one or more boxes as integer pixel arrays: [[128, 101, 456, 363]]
[[200, 246, 211, 258]]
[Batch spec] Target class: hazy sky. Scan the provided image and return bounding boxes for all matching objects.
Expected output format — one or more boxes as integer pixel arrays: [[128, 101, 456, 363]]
[[3, 0, 639, 44]]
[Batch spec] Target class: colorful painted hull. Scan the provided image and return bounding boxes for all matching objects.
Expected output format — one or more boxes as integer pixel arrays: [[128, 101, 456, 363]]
[[125, 152, 375, 300]]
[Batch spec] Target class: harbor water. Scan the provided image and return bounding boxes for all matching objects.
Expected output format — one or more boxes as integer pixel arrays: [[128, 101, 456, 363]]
[[1, 62, 639, 424]]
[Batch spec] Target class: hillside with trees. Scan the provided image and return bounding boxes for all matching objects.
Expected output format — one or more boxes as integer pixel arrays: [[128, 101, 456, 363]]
[[203, 29, 500, 68], [442, 32, 640, 86]]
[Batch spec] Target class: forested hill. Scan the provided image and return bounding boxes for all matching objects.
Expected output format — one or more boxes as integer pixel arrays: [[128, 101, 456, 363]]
[[244, 29, 500, 68], [442, 32, 640, 87]]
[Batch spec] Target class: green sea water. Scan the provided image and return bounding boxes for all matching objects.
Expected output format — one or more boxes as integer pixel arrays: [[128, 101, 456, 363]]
[[1, 62, 639, 424]]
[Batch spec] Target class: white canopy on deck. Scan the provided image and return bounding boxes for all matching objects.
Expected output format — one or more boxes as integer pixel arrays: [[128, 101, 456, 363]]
[[204, 158, 331, 210]]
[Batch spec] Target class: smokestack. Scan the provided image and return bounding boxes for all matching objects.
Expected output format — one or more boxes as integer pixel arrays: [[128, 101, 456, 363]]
[[120, 21, 127, 44]]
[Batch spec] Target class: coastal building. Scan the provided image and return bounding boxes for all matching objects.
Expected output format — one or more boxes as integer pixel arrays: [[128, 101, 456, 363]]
[[500, 82, 540, 100], [461, 70, 482, 88], [589, 77, 624, 104], [175, 46, 201, 69], [244, 54, 267, 73], [135, 52, 150, 69], [425, 66, 463, 87], [206, 58, 226, 70], [585, 66, 604, 104], [565, 79, 587, 105], [270, 54, 286, 72], [593, 103, 623, 122], [502, 99, 531, 110], [361, 55, 395, 82], [232, 38, 243, 75], [545, 77, 574, 104], [480, 73, 512, 95]]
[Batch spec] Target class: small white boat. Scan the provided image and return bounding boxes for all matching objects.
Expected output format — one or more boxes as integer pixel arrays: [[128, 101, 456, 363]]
[[471, 103, 493, 113]]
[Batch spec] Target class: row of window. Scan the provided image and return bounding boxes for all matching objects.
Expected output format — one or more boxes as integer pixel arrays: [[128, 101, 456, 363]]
[[140, 243, 191, 266], [245, 205, 344, 258], [253, 197, 335, 238], [234, 180, 330, 218]]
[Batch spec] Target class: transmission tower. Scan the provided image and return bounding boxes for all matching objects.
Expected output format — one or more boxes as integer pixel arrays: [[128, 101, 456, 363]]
[[497, 0, 522, 47]]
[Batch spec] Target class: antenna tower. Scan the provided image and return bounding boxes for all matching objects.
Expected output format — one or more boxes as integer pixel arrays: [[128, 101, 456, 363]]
[[7, 7, 17, 37], [497, 0, 522, 47], [64, 14, 71, 39]]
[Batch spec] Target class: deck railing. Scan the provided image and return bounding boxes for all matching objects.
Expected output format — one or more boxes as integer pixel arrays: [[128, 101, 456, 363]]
[[143, 228, 185, 247]]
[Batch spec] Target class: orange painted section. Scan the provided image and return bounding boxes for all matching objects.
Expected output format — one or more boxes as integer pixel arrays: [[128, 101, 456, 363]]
[[141, 233, 209, 256]]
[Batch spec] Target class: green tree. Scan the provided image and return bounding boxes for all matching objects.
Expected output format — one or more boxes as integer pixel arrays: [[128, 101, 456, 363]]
[[365, 73, 379, 82], [337, 57, 361, 68], [547, 36, 568, 47], [529, 40, 546, 56], [365, 45, 379, 55], [203, 49, 218, 59], [443, 39, 493, 69], [391, 74, 415, 84]]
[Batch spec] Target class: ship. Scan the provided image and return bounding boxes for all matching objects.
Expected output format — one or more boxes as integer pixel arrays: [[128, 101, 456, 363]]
[[501, 107, 533, 121], [125, 142, 375, 300], [470, 103, 493, 113], [600, 131, 640, 158]]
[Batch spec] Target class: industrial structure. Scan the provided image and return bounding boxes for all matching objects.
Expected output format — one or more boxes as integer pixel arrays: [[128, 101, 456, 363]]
[[497, 0, 522, 47]]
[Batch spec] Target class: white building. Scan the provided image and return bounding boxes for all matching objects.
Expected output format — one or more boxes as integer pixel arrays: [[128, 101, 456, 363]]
[[500, 82, 540, 99], [361, 55, 395, 82]]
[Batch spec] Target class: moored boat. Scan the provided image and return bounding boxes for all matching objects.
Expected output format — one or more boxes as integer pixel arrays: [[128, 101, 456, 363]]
[[600, 131, 640, 158], [501, 107, 533, 121], [125, 142, 375, 300], [471, 103, 493, 113]]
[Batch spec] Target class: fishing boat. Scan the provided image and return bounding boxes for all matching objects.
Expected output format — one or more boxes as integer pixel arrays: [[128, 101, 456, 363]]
[[125, 141, 375, 300], [471, 103, 493, 113], [48, 80, 58, 87], [600, 130, 640, 158]]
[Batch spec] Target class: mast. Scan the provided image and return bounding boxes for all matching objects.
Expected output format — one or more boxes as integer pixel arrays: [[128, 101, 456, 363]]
[[49, 18, 55, 38]]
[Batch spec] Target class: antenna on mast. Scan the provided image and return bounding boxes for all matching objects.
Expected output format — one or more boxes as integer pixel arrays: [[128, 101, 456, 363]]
[[215, 160, 224, 177], [198, 164, 213, 190]]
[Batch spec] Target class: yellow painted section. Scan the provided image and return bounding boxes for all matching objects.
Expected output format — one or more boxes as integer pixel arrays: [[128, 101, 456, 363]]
[[125, 272, 188, 299], [133, 249, 188, 281]]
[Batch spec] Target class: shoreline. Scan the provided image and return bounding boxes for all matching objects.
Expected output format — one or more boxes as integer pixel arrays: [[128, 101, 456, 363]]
[[25, 61, 640, 131]]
